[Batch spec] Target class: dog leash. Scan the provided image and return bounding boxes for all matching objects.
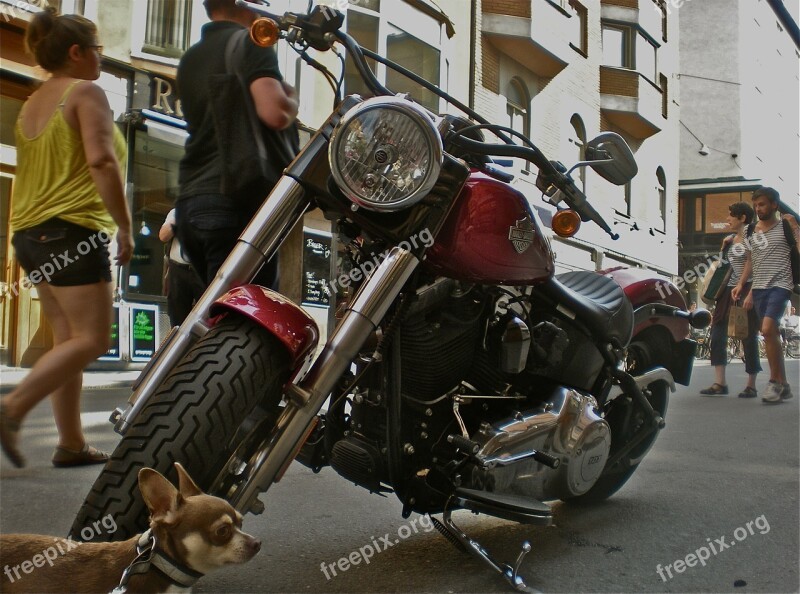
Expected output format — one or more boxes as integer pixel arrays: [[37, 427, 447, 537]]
[[110, 529, 204, 593]]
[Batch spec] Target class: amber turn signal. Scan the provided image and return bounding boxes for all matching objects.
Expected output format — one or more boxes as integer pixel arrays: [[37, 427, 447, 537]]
[[250, 18, 280, 47], [551, 209, 581, 238]]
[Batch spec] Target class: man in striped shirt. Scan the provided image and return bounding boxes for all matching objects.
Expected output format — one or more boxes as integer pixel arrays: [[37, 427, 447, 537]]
[[732, 187, 800, 404]]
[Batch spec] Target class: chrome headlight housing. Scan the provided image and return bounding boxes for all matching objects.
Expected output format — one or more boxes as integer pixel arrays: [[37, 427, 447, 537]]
[[328, 96, 443, 212]]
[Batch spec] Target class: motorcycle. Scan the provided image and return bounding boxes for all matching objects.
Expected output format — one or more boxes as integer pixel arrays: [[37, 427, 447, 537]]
[[72, 2, 711, 590]]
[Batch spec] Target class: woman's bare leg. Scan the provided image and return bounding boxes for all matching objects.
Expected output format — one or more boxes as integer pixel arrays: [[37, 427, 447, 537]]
[[1, 281, 111, 451]]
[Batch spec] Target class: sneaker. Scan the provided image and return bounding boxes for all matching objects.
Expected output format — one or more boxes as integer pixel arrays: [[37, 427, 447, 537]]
[[737, 387, 758, 398], [781, 383, 794, 401], [761, 381, 785, 404]]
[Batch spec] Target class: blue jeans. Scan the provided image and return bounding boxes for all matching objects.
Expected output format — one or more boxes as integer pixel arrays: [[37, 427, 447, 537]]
[[175, 193, 278, 290]]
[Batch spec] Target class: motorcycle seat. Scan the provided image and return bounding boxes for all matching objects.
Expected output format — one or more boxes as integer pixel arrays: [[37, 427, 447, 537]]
[[539, 270, 633, 348]]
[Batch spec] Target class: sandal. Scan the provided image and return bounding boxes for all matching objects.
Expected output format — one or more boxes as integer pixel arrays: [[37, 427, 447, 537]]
[[700, 383, 729, 396], [738, 387, 758, 399], [52, 444, 110, 468], [0, 402, 25, 468]]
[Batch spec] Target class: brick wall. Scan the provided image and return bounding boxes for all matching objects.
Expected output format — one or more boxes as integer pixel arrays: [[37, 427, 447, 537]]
[[483, 0, 531, 18], [599, 67, 638, 97], [481, 38, 500, 93], [600, 0, 637, 8]]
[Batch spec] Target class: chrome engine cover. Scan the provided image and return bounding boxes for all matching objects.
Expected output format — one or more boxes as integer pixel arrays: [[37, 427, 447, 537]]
[[470, 387, 611, 500]]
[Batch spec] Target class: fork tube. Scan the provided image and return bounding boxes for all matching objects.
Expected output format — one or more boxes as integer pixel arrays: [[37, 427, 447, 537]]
[[114, 176, 308, 434], [232, 247, 419, 511]]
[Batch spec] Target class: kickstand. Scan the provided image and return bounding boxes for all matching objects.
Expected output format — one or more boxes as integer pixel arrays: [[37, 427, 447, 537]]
[[434, 500, 540, 593]]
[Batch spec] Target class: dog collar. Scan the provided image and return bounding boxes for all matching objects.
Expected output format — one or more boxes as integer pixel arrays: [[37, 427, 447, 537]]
[[112, 530, 204, 593]]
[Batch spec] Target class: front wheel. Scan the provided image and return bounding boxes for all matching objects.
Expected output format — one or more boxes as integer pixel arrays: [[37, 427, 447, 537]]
[[71, 316, 290, 541]]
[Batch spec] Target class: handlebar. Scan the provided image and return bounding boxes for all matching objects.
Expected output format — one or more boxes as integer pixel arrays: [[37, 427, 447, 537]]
[[237, 0, 619, 240], [449, 136, 618, 239]]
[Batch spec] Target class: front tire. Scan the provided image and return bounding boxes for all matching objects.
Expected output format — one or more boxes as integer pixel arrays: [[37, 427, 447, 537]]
[[71, 316, 290, 541]]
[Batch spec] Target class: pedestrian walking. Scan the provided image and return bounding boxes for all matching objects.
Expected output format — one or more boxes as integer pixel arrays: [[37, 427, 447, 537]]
[[0, 9, 133, 468], [175, 0, 299, 290], [159, 208, 204, 326], [732, 187, 800, 404], [700, 202, 762, 397]]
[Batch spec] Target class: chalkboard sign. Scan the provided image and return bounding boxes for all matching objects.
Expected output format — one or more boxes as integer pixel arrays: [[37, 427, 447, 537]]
[[302, 230, 332, 307], [130, 304, 159, 362], [98, 304, 122, 361]]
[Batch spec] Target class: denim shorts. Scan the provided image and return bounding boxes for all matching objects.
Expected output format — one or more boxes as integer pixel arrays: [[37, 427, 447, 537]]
[[752, 287, 791, 322], [11, 218, 112, 286]]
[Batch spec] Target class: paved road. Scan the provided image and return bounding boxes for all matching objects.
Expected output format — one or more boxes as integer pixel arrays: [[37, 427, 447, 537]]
[[1, 360, 798, 593]]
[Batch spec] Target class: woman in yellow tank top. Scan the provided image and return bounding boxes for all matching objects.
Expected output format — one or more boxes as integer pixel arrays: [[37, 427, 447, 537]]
[[0, 8, 134, 468]]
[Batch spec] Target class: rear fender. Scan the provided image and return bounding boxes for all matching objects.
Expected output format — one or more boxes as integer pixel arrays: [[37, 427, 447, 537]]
[[601, 266, 689, 342], [209, 286, 319, 372]]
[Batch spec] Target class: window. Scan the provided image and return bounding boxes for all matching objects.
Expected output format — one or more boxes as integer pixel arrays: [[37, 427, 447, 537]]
[[344, 11, 379, 99], [386, 25, 441, 113], [143, 0, 192, 58], [570, 114, 586, 190], [569, 0, 588, 55], [602, 24, 659, 83], [656, 167, 666, 230], [127, 128, 184, 298], [660, 74, 668, 117], [506, 78, 531, 171], [344, 2, 445, 113], [507, 78, 530, 137], [636, 34, 657, 81], [658, 0, 667, 41], [602, 26, 627, 67]]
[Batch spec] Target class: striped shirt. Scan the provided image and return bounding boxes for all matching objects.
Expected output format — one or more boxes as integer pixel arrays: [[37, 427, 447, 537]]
[[726, 235, 751, 287], [746, 221, 793, 291]]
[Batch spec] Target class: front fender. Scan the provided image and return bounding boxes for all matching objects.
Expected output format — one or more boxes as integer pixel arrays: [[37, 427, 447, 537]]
[[209, 285, 319, 368]]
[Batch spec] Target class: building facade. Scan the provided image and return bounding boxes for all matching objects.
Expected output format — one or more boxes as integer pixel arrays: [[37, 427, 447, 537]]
[[2, 0, 684, 367], [0, 0, 471, 366], [677, 0, 799, 306], [473, 0, 681, 276]]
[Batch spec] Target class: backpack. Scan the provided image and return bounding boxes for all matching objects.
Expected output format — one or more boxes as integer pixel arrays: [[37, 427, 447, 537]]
[[746, 219, 800, 294], [208, 29, 300, 197]]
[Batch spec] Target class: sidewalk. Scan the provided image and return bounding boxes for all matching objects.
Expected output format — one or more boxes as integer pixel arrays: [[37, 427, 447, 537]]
[[0, 366, 139, 391]]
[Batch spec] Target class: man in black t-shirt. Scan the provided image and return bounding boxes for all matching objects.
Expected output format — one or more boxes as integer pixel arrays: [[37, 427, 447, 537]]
[[175, 0, 298, 289]]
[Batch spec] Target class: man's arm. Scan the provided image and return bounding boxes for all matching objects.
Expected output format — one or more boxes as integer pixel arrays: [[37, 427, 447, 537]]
[[250, 78, 299, 131], [731, 254, 752, 302]]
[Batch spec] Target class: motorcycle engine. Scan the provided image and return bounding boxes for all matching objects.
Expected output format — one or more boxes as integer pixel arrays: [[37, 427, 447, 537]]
[[469, 387, 611, 500]]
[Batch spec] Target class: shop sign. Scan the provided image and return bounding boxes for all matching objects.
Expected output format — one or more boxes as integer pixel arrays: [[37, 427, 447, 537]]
[[151, 76, 184, 118], [130, 304, 159, 362], [99, 303, 122, 361], [302, 230, 332, 308]]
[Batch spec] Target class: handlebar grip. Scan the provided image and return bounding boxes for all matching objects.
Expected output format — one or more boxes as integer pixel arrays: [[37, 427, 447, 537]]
[[561, 182, 619, 240]]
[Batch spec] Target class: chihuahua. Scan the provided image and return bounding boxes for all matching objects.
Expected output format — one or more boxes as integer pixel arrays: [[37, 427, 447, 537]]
[[0, 463, 260, 593]]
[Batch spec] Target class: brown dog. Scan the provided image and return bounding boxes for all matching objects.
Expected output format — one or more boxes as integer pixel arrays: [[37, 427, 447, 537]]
[[0, 463, 260, 593]]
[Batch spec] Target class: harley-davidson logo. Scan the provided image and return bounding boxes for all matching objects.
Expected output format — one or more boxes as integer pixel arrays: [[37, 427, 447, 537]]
[[509, 217, 535, 254]]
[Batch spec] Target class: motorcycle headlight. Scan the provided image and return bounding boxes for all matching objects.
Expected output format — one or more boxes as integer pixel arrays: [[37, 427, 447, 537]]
[[329, 97, 443, 212]]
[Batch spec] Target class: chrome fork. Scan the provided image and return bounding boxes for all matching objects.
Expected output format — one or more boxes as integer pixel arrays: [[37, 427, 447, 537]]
[[224, 247, 420, 514], [112, 176, 308, 434]]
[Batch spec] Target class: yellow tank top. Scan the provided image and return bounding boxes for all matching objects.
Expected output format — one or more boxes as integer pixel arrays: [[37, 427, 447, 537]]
[[10, 81, 127, 233]]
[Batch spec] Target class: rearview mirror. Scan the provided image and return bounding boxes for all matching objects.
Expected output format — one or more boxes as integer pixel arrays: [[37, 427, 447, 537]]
[[585, 132, 638, 186]]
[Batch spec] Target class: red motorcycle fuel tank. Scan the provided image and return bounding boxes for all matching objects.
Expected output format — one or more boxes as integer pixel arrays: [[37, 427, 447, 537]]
[[424, 171, 555, 284]]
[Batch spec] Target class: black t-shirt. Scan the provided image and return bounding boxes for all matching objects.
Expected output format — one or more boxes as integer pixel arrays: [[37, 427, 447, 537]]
[[177, 21, 282, 198]]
